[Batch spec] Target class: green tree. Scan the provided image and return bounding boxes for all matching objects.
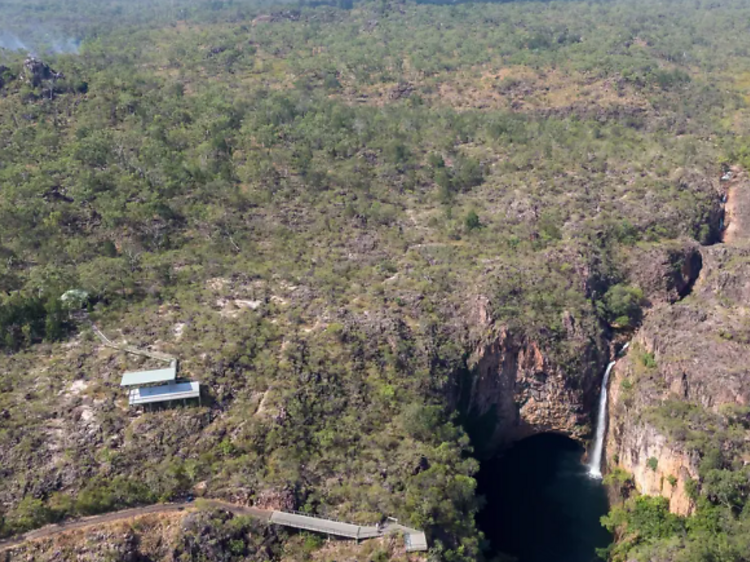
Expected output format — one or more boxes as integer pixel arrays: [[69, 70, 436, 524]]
[[10, 497, 52, 532], [44, 295, 65, 342], [465, 210, 481, 231], [597, 284, 644, 328]]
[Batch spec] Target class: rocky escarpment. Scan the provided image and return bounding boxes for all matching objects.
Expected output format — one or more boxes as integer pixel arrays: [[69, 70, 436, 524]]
[[456, 240, 707, 457], [459, 327, 605, 454], [720, 166, 749, 244], [454, 274, 610, 455], [606, 231, 750, 514], [607, 366, 700, 515], [622, 239, 703, 306]]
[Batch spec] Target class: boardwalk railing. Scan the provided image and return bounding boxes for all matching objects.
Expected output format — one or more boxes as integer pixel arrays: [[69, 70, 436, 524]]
[[270, 511, 364, 539], [268, 510, 428, 552]]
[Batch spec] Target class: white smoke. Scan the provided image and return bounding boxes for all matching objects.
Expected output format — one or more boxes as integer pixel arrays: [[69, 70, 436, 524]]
[[0, 30, 80, 55], [0, 32, 28, 52], [50, 37, 80, 54]]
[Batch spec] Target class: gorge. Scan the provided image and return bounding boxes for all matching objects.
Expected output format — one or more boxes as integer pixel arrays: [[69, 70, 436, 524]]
[[476, 433, 611, 562], [470, 340, 628, 561], [462, 229, 715, 560]]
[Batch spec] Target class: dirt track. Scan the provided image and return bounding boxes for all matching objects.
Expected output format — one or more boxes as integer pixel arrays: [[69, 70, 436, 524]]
[[721, 166, 749, 245], [0, 500, 271, 553]]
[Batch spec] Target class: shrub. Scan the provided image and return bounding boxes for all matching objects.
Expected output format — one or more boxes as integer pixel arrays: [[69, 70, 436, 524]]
[[602, 496, 685, 550], [597, 284, 644, 328], [453, 156, 483, 191], [9, 497, 53, 533], [640, 351, 657, 369], [371, 549, 390, 562], [465, 210, 481, 231]]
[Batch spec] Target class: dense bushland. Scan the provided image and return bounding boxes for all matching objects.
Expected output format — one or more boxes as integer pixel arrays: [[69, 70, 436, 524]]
[[2, 0, 750, 560]]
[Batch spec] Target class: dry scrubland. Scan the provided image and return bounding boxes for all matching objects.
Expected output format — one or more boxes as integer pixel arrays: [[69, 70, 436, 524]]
[[1, 0, 750, 560]]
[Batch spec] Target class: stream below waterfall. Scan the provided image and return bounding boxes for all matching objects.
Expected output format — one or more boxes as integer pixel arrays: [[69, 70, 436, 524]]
[[476, 433, 611, 562]]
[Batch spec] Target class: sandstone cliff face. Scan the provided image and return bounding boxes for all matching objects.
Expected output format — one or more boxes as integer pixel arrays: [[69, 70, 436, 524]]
[[462, 328, 602, 451], [720, 166, 749, 245], [456, 235, 713, 466], [606, 237, 750, 515], [456, 283, 609, 454], [606, 360, 699, 516]]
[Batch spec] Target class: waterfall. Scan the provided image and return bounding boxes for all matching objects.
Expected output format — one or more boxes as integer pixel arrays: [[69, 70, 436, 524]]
[[587, 360, 616, 479]]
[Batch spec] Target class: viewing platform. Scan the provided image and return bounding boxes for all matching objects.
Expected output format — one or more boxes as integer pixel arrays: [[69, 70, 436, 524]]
[[268, 510, 428, 552]]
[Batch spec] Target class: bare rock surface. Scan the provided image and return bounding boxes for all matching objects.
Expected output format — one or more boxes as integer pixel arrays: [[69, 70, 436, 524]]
[[607, 236, 750, 514], [456, 284, 608, 454], [623, 239, 703, 306], [464, 329, 599, 449], [20, 57, 63, 88], [721, 166, 750, 245]]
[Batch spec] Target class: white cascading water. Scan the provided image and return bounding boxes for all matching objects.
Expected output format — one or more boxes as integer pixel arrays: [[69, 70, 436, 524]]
[[587, 360, 616, 479]]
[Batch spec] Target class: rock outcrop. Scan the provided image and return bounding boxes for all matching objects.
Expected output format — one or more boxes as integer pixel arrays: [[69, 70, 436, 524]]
[[623, 239, 703, 306], [456, 289, 608, 454], [606, 237, 750, 514], [20, 57, 63, 88]]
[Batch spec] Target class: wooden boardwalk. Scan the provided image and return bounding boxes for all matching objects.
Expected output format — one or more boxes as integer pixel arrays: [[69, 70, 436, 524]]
[[269, 511, 428, 551], [270, 511, 373, 539]]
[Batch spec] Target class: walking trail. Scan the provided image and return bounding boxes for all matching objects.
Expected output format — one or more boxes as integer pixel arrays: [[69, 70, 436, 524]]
[[0, 500, 427, 553]]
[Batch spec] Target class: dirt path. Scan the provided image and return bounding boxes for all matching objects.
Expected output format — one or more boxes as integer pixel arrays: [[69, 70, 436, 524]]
[[0, 500, 271, 553], [723, 184, 738, 244], [721, 166, 748, 245]]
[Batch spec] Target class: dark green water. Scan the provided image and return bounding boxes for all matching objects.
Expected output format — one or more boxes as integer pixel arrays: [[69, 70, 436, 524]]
[[475, 433, 612, 562]]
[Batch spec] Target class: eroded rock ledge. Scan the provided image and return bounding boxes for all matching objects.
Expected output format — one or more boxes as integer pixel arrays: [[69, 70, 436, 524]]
[[461, 328, 602, 451], [451, 280, 610, 455], [606, 240, 750, 514], [455, 237, 708, 458]]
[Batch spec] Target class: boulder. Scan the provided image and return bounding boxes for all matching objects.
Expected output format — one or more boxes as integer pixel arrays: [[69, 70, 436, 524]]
[[21, 57, 64, 88]]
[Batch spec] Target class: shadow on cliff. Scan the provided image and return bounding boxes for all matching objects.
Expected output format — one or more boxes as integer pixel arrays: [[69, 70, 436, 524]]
[[455, 365, 500, 459]]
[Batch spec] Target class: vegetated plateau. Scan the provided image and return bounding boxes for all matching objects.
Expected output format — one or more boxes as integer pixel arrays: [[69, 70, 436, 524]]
[[1, 0, 750, 560]]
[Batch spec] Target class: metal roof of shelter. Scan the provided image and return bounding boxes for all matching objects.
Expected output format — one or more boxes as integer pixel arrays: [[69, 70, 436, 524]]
[[120, 365, 176, 387], [128, 381, 200, 406]]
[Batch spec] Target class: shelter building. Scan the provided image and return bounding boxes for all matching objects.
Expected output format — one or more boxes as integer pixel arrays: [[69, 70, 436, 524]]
[[120, 361, 201, 407]]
